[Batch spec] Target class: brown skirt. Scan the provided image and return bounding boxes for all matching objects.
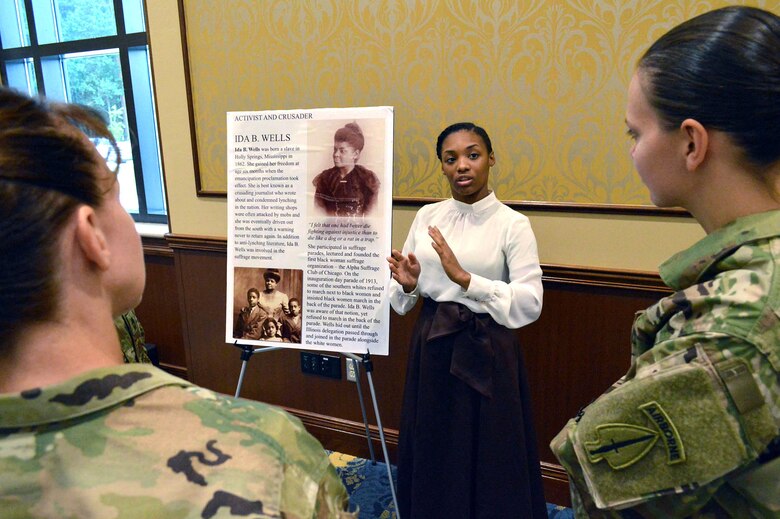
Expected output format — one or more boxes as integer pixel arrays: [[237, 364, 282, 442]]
[[397, 298, 547, 519]]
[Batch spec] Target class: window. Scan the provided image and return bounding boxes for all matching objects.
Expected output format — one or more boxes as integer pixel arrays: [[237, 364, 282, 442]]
[[0, 0, 166, 224]]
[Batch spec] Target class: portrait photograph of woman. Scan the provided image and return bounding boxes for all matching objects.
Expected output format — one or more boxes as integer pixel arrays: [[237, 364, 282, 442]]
[[310, 118, 385, 219]]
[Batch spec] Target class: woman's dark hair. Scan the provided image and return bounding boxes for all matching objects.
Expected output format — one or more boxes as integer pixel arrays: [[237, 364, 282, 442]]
[[0, 87, 119, 350], [638, 6, 780, 167], [334, 122, 364, 151], [436, 122, 493, 160]]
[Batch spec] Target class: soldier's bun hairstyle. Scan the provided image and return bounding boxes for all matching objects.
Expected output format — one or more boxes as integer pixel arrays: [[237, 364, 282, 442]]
[[334, 122, 364, 151], [638, 6, 780, 168], [436, 122, 493, 161], [0, 87, 119, 350]]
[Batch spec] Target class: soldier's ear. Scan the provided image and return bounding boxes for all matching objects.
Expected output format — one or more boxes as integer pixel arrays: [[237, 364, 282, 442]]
[[74, 205, 111, 271], [681, 119, 708, 172]]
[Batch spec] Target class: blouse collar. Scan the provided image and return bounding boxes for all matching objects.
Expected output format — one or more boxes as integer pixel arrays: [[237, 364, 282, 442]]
[[450, 191, 498, 215]]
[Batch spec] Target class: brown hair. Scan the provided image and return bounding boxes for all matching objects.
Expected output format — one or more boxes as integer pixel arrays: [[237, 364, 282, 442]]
[[334, 122, 365, 151], [0, 87, 119, 350], [638, 6, 780, 167]]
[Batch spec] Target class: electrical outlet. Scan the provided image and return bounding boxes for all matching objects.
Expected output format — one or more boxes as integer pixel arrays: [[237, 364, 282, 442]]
[[345, 358, 358, 382], [301, 352, 341, 379], [301, 352, 317, 374]]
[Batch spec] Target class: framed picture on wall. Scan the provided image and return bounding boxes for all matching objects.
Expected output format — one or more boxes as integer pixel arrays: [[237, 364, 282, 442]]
[[178, 0, 699, 217]]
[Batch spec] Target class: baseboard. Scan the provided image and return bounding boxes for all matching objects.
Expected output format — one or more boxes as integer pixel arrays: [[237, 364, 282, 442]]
[[158, 362, 188, 380], [287, 407, 572, 506], [287, 407, 399, 458]]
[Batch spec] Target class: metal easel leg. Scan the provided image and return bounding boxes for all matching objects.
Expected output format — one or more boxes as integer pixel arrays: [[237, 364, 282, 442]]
[[232, 342, 285, 398], [350, 358, 377, 463], [361, 351, 400, 519], [235, 358, 250, 398], [233, 344, 399, 516]]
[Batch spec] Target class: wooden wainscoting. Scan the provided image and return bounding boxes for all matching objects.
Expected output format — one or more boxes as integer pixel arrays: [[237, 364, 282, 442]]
[[135, 236, 188, 379], [142, 234, 671, 508]]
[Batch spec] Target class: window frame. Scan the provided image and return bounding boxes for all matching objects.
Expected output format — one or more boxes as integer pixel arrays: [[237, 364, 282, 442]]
[[0, 0, 167, 224]]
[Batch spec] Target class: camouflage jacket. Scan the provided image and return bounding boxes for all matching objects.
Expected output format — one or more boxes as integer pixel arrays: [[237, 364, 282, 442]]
[[552, 210, 780, 518], [115, 309, 152, 364], [0, 364, 355, 518]]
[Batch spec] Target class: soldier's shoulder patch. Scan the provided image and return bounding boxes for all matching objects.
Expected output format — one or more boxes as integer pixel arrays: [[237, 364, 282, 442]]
[[584, 401, 686, 470], [639, 401, 686, 465], [585, 423, 659, 470]]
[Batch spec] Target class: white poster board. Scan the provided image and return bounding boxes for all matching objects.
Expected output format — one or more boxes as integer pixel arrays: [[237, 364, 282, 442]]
[[225, 106, 393, 355]]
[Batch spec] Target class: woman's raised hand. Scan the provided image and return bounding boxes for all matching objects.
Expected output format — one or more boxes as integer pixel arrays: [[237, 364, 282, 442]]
[[387, 249, 421, 293], [428, 225, 471, 290]]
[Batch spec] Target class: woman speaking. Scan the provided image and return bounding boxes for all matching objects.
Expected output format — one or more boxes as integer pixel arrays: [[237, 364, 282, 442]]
[[388, 122, 546, 518]]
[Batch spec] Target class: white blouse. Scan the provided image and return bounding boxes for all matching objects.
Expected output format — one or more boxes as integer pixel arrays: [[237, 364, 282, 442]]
[[389, 192, 543, 329]]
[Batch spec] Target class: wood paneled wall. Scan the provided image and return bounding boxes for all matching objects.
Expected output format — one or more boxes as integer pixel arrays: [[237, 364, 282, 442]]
[[136, 237, 187, 379], [138, 234, 670, 507]]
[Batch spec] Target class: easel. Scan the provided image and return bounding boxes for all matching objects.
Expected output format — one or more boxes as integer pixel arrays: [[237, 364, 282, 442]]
[[232, 341, 400, 518]]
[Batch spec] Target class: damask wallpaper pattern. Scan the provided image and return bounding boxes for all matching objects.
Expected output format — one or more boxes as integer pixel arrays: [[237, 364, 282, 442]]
[[181, 0, 777, 205]]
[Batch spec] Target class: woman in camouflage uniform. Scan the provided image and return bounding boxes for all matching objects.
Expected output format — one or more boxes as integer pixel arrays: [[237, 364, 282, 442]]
[[0, 87, 354, 518], [553, 6, 780, 517]]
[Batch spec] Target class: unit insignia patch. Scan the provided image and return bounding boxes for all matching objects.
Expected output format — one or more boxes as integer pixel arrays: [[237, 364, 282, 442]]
[[585, 401, 685, 470]]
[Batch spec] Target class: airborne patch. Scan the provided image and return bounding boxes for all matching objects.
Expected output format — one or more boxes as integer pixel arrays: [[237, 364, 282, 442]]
[[585, 401, 686, 470], [639, 401, 686, 465]]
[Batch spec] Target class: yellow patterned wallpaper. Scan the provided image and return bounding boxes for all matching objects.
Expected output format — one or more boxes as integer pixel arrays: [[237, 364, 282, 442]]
[[181, 0, 778, 205]]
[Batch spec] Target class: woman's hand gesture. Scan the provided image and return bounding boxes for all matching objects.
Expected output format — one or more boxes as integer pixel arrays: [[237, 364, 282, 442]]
[[387, 249, 421, 293], [428, 225, 471, 290]]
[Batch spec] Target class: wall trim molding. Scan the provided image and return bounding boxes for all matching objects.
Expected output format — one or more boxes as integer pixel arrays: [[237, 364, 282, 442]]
[[142, 236, 174, 257], [540, 461, 570, 485], [542, 263, 670, 293], [164, 233, 669, 293], [287, 408, 400, 447], [158, 363, 188, 380], [393, 197, 691, 217], [166, 233, 227, 252]]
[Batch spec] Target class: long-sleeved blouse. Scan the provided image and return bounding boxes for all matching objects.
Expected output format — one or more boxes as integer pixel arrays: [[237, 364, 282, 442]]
[[388, 192, 542, 329]]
